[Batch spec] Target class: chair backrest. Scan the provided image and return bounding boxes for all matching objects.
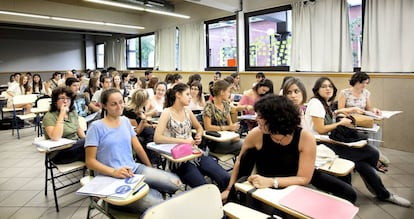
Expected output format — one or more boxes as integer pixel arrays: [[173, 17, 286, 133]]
[[13, 94, 38, 105], [141, 184, 223, 219], [36, 98, 51, 110]]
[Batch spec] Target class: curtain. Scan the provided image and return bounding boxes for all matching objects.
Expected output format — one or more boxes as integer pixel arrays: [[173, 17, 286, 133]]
[[155, 26, 177, 71], [104, 37, 126, 70], [178, 21, 205, 71], [291, 0, 353, 72], [362, 0, 414, 72]]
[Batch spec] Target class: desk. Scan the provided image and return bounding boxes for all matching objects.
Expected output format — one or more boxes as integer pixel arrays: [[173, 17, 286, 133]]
[[202, 131, 239, 142], [315, 134, 367, 148], [318, 158, 355, 176], [235, 183, 358, 219], [147, 142, 203, 169]]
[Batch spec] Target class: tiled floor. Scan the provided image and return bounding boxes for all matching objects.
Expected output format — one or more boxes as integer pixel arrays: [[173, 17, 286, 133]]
[[0, 127, 413, 218]]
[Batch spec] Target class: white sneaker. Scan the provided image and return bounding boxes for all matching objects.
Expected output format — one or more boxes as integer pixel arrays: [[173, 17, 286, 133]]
[[386, 194, 411, 207]]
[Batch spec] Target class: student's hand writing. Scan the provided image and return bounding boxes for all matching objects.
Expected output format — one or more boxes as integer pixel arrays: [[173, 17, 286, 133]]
[[247, 174, 273, 189], [112, 167, 134, 178], [373, 108, 382, 116]]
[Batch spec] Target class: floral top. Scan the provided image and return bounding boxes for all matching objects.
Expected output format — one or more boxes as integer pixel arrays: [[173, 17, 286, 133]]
[[341, 88, 370, 110], [203, 100, 231, 127], [164, 108, 192, 139]]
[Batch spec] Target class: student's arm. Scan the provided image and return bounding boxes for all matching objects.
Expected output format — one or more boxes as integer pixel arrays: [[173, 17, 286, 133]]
[[337, 91, 346, 109], [365, 95, 381, 115], [44, 108, 68, 141], [222, 127, 259, 201], [311, 116, 352, 135], [132, 136, 151, 166], [154, 109, 194, 144], [189, 110, 203, 145], [85, 146, 133, 178], [77, 126, 86, 139]]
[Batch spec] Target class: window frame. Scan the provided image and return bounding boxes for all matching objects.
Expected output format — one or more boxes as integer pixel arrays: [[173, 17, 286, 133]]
[[244, 5, 292, 72], [205, 15, 237, 71], [95, 43, 105, 70], [126, 32, 155, 70]]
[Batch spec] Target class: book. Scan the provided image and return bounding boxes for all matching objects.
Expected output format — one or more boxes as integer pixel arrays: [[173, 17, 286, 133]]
[[147, 142, 176, 156], [279, 186, 358, 219], [33, 138, 76, 151], [76, 174, 145, 199], [364, 110, 402, 120]]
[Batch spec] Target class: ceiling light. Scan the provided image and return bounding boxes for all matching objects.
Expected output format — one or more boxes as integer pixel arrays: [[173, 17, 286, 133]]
[[0, 10, 50, 19], [85, 0, 190, 19], [0, 10, 144, 30]]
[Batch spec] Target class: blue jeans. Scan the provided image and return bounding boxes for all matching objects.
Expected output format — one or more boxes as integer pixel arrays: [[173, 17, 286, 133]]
[[172, 155, 230, 191], [325, 143, 390, 200], [119, 164, 181, 213]]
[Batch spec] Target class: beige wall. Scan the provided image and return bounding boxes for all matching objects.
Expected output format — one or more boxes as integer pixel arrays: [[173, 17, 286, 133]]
[[150, 71, 414, 153]]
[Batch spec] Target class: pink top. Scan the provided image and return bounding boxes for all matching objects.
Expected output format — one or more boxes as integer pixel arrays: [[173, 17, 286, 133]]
[[239, 95, 256, 115]]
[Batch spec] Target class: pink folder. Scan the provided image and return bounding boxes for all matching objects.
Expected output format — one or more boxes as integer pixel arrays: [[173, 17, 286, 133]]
[[279, 186, 358, 219]]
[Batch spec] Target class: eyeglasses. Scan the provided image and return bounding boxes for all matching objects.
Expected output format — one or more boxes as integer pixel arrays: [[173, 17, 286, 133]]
[[320, 85, 333, 89], [58, 97, 71, 101]]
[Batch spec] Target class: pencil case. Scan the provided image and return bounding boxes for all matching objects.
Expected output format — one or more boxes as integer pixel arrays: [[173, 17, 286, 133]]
[[171, 143, 193, 159]]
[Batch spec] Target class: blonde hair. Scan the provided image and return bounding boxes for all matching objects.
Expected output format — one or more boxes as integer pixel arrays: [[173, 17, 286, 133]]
[[128, 89, 149, 113]]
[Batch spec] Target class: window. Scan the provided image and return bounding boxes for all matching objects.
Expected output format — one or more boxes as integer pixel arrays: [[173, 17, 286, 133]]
[[126, 33, 155, 69], [96, 43, 104, 69], [245, 6, 292, 71], [205, 16, 237, 71], [348, 0, 362, 68]]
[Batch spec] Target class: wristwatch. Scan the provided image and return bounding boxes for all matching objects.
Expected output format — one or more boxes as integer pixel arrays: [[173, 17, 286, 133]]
[[273, 178, 279, 188]]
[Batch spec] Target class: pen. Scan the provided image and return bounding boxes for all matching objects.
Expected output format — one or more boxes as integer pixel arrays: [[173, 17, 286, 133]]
[[132, 183, 146, 196], [328, 156, 338, 170]]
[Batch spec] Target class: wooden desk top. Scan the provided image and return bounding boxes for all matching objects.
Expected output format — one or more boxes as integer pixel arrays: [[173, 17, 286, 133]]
[[318, 158, 355, 176], [315, 134, 367, 148]]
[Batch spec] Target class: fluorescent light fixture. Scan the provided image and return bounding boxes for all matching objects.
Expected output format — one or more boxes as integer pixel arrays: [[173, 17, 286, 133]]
[[0, 10, 144, 30], [51, 17, 105, 25], [145, 9, 190, 19], [85, 0, 190, 19], [0, 10, 50, 19], [85, 0, 145, 11], [105, 22, 144, 29]]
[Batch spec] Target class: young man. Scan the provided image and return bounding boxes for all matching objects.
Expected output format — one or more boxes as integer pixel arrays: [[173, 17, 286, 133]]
[[65, 78, 100, 118]]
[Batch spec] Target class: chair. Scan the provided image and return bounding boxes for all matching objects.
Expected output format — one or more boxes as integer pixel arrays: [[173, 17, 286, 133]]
[[34, 116, 88, 212], [11, 94, 38, 139], [31, 97, 51, 137], [141, 184, 269, 219]]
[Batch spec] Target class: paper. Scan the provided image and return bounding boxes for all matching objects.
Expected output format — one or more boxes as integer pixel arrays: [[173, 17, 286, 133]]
[[33, 138, 76, 151], [364, 110, 402, 120], [77, 174, 145, 199], [356, 123, 380, 132], [279, 186, 358, 219]]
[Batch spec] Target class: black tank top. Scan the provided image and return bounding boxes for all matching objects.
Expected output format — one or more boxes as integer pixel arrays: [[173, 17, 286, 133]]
[[256, 127, 302, 177]]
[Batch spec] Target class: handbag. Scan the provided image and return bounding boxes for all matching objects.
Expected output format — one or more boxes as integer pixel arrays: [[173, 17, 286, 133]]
[[329, 125, 367, 143], [171, 143, 193, 159], [352, 114, 374, 128]]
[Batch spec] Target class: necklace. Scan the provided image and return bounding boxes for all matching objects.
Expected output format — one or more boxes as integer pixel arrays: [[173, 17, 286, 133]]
[[271, 135, 286, 144]]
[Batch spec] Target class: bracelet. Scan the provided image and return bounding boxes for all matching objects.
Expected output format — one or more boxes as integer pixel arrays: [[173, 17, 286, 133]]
[[273, 178, 279, 188]]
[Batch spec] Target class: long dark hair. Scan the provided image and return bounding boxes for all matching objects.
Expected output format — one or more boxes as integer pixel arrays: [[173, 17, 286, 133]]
[[33, 73, 43, 93], [50, 87, 75, 112], [165, 83, 189, 108], [100, 88, 123, 118], [190, 80, 203, 102], [311, 77, 337, 118], [253, 78, 274, 95], [282, 77, 307, 105]]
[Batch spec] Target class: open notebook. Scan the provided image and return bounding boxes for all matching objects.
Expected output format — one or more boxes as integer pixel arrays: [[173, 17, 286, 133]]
[[77, 174, 145, 199], [279, 186, 358, 219]]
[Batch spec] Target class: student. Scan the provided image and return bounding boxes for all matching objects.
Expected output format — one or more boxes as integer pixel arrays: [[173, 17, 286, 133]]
[[209, 71, 221, 87], [144, 70, 153, 83], [189, 80, 206, 111], [305, 77, 411, 207], [85, 88, 182, 213], [238, 79, 274, 115], [252, 72, 265, 87], [6, 73, 33, 113], [203, 80, 242, 155], [148, 82, 167, 117], [66, 78, 100, 118], [223, 95, 316, 215], [32, 73, 45, 95], [124, 89, 157, 161], [154, 83, 230, 192], [230, 72, 241, 94], [91, 76, 112, 106], [84, 77, 100, 102], [42, 87, 85, 164], [282, 77, 357, 203]]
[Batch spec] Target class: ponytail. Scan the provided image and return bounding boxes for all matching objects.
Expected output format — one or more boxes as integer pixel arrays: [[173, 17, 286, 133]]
[[164, 83, 189, 108]]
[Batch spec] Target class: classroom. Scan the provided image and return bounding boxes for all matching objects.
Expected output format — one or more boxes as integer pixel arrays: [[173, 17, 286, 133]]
[[0, 0, 413, 218]]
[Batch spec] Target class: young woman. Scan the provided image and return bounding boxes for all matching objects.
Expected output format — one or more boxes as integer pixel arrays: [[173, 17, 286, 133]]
[[230, 72, 241, 94], [305, 77, 411, 207], [282, 77, 357, 203], [112, 74, 125, 97], [148, 82, 167, 117], [32, 73, 45, 95], [238, 79, 274, 115], [223, 95, 316, 215], [124, 89, 157, 160], [189, 81, 205, 111], [84, 77, 100, 102], [6, 74, 33, 113], [154, 83, 230, 192], [45, 72, 61, 95], [42, 87, 85, 164], [85, 88, 182, 213], [203, 80, 242, 155]]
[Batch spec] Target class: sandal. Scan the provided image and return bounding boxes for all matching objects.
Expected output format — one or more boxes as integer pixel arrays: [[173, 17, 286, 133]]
[[376, 161, 388, 173]]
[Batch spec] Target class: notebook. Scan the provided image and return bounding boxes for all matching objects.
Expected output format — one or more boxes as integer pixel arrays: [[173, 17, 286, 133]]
[[33, 138, 76, 151], [279, 186, 358, 219], [77, 174, 145, 199], [146, 142, 176, 156]]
